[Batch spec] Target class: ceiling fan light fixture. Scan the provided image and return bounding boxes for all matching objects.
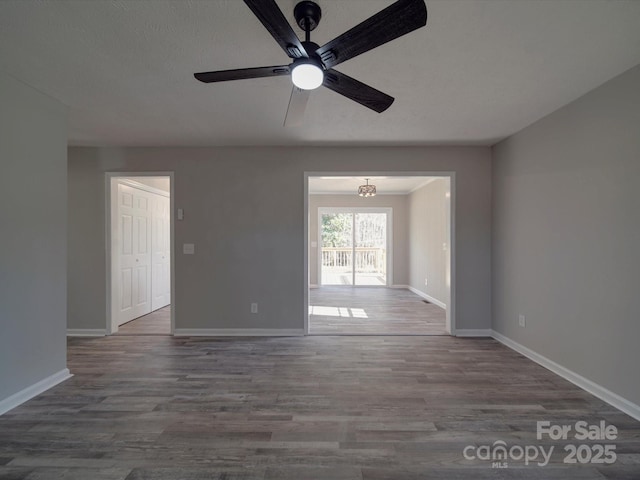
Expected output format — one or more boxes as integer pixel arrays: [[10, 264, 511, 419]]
[[291, 61, 324, 90]]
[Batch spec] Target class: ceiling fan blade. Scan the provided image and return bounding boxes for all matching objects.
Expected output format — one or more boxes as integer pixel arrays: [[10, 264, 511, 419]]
[[322, 69, 394, 113], [284, 86, 311, 127], [315, 0, 427, 69], [194, 65, 290, 83], [243, 0, 308, 59]]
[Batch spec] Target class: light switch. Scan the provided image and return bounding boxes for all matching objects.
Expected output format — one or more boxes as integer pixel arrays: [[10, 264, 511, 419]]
[[177, 208, 184, 220], [183, 243, 195, 254]]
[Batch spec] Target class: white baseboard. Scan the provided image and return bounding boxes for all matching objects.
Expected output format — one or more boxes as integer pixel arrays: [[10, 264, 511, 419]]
[[456, 329, 492, 337], [390, 284, 409, 289], [174, 328, 305, 337], [67, 329, 106, 337], [491, 330, 640, 422], [407, 286, 447, 309], [0, 369, 72, 416], [309, 284, 319, 289]]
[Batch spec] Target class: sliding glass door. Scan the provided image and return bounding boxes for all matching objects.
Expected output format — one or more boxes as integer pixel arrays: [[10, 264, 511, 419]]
[[354, 213, 387, 285], [320, 208, 390, 286]]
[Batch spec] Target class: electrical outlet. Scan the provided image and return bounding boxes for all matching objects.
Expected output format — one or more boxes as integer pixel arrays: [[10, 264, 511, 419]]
[[424, 278, 428, 286], [518, 314, 526, 327], [251, 303, 258, 314]]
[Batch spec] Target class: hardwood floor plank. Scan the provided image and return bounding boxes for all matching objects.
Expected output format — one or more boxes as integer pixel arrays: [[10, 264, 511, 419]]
[[20, 467, 131, 480], [264, 465, 363, 480], [125, 466, 263, 480], [0, 467, 33, 480]]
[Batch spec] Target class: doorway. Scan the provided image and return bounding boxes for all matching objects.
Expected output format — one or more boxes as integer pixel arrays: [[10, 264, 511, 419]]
[[304, 173, 455, 336], [107, 174, 174, 335], [319, 208, 391, 286]]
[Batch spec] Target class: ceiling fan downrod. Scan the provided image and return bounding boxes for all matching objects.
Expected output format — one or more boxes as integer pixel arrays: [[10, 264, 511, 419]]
[[294, 1, 322, 41]]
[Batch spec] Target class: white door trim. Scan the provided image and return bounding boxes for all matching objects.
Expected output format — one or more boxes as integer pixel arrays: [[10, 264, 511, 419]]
[[304, 171, 456, 336], [105, 172, 175, 335]]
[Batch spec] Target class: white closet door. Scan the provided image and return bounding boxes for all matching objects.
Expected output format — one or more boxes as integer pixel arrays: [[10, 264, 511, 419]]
[[117, 183, 152, 325], [152, 195, 171, 310]]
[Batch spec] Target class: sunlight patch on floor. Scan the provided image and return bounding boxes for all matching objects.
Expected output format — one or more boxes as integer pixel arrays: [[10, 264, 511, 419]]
[[309, 305, 369, 318]]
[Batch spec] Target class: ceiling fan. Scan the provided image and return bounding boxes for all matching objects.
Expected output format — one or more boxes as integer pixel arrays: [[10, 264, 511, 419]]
[[194, 0, 428, 126]]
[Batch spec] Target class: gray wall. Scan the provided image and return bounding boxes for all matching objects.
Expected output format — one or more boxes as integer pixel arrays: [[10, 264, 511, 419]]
[[67, 146, 491, 331], [492, 65, 640, 405], [408, 179, 450, 305], [0, 72, 68, 402], [308, 194, 408, 286]]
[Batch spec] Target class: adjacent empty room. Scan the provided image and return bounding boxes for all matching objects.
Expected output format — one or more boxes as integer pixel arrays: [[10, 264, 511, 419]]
[[307, 175, 451, 335]]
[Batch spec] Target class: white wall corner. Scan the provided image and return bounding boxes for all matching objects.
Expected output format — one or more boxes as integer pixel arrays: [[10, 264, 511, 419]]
[[456, 329, 492, 337], [67, 329, 107, 337], [174, 329, 305, 337], [491, 330, 640, 422], [0, 369, 72, 416], [407, 286, 447, 309]]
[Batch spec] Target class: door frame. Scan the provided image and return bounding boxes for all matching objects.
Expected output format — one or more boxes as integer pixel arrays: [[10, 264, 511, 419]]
[[304, 171, 456, 336], [317, 207, 393, 287], [105, 172, 175, 335]]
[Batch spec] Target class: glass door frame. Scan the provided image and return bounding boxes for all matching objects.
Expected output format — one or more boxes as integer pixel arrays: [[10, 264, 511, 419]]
[[317, 207, 393, 287]]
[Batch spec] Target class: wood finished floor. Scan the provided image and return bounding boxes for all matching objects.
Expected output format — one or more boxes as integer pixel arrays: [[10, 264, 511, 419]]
[[115, 306, 171, 336], [309, 287, 447, 335], [1, 335, 639, 479]]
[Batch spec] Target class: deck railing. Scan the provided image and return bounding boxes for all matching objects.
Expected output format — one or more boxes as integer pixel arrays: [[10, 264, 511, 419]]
[[321, 247, 386, 274]]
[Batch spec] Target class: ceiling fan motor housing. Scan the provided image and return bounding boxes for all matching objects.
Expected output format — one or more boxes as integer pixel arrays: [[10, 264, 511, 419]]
[[301, 41, 323, 66], [294, 1, 322, 32]]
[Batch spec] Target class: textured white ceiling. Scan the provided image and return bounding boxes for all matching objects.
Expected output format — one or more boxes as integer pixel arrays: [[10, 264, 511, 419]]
[[1, 0, 639, 147]]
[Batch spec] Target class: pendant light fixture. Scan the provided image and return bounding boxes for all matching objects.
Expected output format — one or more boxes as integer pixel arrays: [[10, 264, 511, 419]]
[[358, 178, 377, 197]]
